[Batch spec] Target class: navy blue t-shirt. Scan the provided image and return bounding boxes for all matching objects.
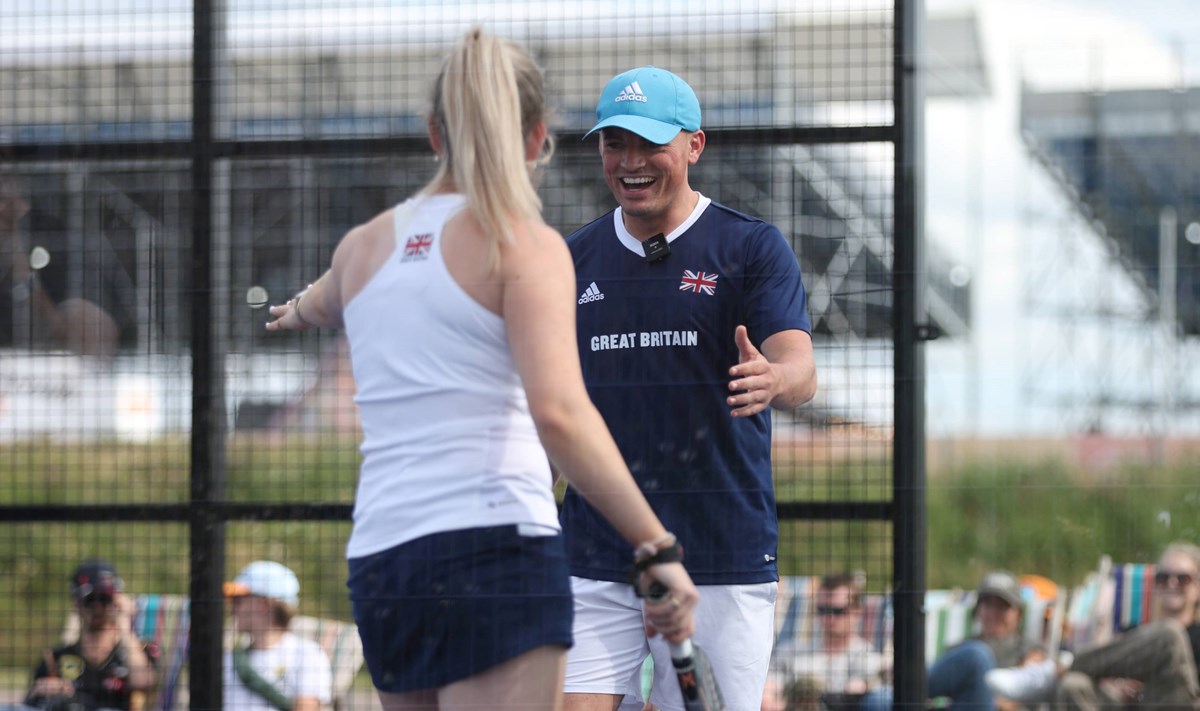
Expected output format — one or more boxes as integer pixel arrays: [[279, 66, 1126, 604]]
[[562, 196, 811, 585]]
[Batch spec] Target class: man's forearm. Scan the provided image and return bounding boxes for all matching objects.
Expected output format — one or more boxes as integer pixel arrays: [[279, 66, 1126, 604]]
[[768, 358, 817, 410]]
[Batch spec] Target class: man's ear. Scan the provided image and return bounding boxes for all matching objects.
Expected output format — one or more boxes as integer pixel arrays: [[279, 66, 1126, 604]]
[[688, 129, 706, 165]]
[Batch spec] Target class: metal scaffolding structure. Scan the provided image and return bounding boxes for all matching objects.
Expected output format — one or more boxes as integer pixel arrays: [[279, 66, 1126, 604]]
[[1020, 85, 1200, 437]]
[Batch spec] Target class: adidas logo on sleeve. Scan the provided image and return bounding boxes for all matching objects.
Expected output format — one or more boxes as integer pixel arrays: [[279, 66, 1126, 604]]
[[614, 82, 648, 103], [578, 282, 605, 304]]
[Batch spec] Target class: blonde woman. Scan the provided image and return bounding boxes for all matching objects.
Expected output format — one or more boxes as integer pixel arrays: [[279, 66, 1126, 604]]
[[266, 28, 697, 711]]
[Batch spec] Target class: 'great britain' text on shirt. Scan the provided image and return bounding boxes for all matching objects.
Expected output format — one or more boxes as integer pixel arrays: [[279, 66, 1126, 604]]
[[589, 330, 698, 351]]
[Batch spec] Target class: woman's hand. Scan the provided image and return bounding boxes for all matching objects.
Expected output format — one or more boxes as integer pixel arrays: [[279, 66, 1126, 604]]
[[639, 562, 699, 644], [266, 290, 317, 331]]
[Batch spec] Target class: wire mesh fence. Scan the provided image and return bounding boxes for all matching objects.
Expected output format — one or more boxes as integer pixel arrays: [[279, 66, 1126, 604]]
[[1, 1, 922, 709]]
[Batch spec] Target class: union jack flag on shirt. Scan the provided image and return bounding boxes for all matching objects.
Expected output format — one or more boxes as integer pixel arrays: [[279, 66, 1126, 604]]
[[404, 233, 434, 259], [679, 269, 718, 295]]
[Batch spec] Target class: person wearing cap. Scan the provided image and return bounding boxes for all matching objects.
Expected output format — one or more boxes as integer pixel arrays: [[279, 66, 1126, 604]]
[[924, 570, 1045, 711], [266, 30, 698, 711], [222, 561, 332, 711], [986, 541, 1200, 710], [16, 560, 156, 711], [560, 65, 817, 711]]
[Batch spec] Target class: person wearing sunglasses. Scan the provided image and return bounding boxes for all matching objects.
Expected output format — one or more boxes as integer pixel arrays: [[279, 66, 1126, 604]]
[[13, 560, 156, 711], [987, 541, 1200, 710], [764, 574, 891, 711]]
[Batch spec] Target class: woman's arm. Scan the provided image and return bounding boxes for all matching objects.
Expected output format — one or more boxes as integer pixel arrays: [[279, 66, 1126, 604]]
[[499, 223, 661, 547], [266, 214, 389, 332], [499, 221, 698, 640]]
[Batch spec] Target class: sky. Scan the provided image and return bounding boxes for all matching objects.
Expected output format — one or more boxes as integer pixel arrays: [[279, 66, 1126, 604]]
[[923, 0, 1200, 437], [3, 0, 1198, 438], [1084, 0, 1200, 67]]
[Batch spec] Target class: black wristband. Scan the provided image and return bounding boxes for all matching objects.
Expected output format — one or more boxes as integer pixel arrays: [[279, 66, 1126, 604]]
[[629, 540, 685, 594]]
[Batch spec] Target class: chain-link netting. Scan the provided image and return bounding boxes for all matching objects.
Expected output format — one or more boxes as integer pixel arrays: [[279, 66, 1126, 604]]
[[1, 2, 920, 709]]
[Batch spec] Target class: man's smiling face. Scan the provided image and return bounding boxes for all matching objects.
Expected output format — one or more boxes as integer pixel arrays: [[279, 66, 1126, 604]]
[[599, 127, 703, 238]]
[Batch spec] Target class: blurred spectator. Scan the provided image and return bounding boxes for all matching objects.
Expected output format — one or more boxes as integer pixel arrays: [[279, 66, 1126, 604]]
[[1, 174, 119, 359], [223, 561, 332, 711], [7, 560, 156, 711], [766, 574, 891, 711], [987, 541, 1200, 710], [793, 571, 1043, 711], [927, 570, 1044, 711]]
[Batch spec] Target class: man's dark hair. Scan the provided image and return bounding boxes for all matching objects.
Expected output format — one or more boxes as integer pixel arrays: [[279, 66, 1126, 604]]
[[819, 573, 863, 607]]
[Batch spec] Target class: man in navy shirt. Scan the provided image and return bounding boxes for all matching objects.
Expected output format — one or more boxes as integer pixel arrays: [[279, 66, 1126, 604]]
[[562, 65, 818, 711]]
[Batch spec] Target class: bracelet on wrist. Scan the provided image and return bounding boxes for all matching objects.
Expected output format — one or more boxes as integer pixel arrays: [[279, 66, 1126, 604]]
[[629, 537, 684, 594], [633, 532, 677, 563], [292, 285, 316, 328]]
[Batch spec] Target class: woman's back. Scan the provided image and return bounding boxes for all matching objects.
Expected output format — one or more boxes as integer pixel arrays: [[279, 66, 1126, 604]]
[[342, 193, 557, 559], [266, 27, 697, 710]]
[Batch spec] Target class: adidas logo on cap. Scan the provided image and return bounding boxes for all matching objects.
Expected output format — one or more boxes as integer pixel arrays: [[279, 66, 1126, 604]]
[[585, 66, 702, 145], [578, 282, 605, 304], [614, 82, 648, 103]]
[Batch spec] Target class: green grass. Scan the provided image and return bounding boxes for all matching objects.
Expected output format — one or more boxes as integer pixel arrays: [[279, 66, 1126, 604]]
[[2, 439, 1200, 670], [925, 458, 1200, 589]]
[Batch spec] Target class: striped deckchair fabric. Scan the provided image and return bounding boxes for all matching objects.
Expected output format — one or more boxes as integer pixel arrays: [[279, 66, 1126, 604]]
[[859, 593, 894, 653], [774, 576, 819, 646], [131, 594, 190, 711], [923, 589, 976, 666], [1063, 556, 1113, 651], [1062, 557, 1161, 653], [1037, 591, 1067, 657], [1112, 563, 1156, 632]]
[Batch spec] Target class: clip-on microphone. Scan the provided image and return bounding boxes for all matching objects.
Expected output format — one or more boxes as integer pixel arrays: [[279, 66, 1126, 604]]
[[643, 233, 670, 263]]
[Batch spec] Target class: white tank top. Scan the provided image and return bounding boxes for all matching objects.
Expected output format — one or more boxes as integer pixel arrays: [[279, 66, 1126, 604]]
[[343, 194, 559, 558]]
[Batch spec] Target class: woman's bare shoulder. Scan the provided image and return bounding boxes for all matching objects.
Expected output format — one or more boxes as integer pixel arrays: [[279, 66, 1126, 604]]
[[501, 219, 570, 275], [331, 207, 401, 307], [334, 208, 396, 264]]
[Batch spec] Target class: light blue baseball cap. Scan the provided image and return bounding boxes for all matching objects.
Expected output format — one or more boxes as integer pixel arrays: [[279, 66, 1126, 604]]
[[224, 560, 300, 607], [584, 66, 702, 145]]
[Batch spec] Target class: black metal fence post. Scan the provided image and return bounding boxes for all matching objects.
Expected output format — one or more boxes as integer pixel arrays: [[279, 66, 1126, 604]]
[[893, 0, 929, 707]]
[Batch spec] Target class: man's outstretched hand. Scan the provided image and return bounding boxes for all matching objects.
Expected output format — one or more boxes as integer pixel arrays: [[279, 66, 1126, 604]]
[[727, 325, 780, 418]]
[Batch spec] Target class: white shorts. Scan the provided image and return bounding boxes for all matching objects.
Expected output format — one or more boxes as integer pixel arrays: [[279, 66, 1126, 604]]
[[564, 577, 777, 711]]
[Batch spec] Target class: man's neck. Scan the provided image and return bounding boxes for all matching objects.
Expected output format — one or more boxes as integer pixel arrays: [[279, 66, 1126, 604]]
[[621, 190, 699, 241]]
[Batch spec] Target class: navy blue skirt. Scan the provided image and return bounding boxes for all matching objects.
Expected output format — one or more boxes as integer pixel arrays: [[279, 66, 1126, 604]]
[[347, 525, 574, 692]]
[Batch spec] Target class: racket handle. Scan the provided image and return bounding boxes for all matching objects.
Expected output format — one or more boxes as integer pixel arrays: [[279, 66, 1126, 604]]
[[644, 583, 723, 710], [645, 583, 696, 668], [668, 638, 695, 666], [645, 580, 670, 601]]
